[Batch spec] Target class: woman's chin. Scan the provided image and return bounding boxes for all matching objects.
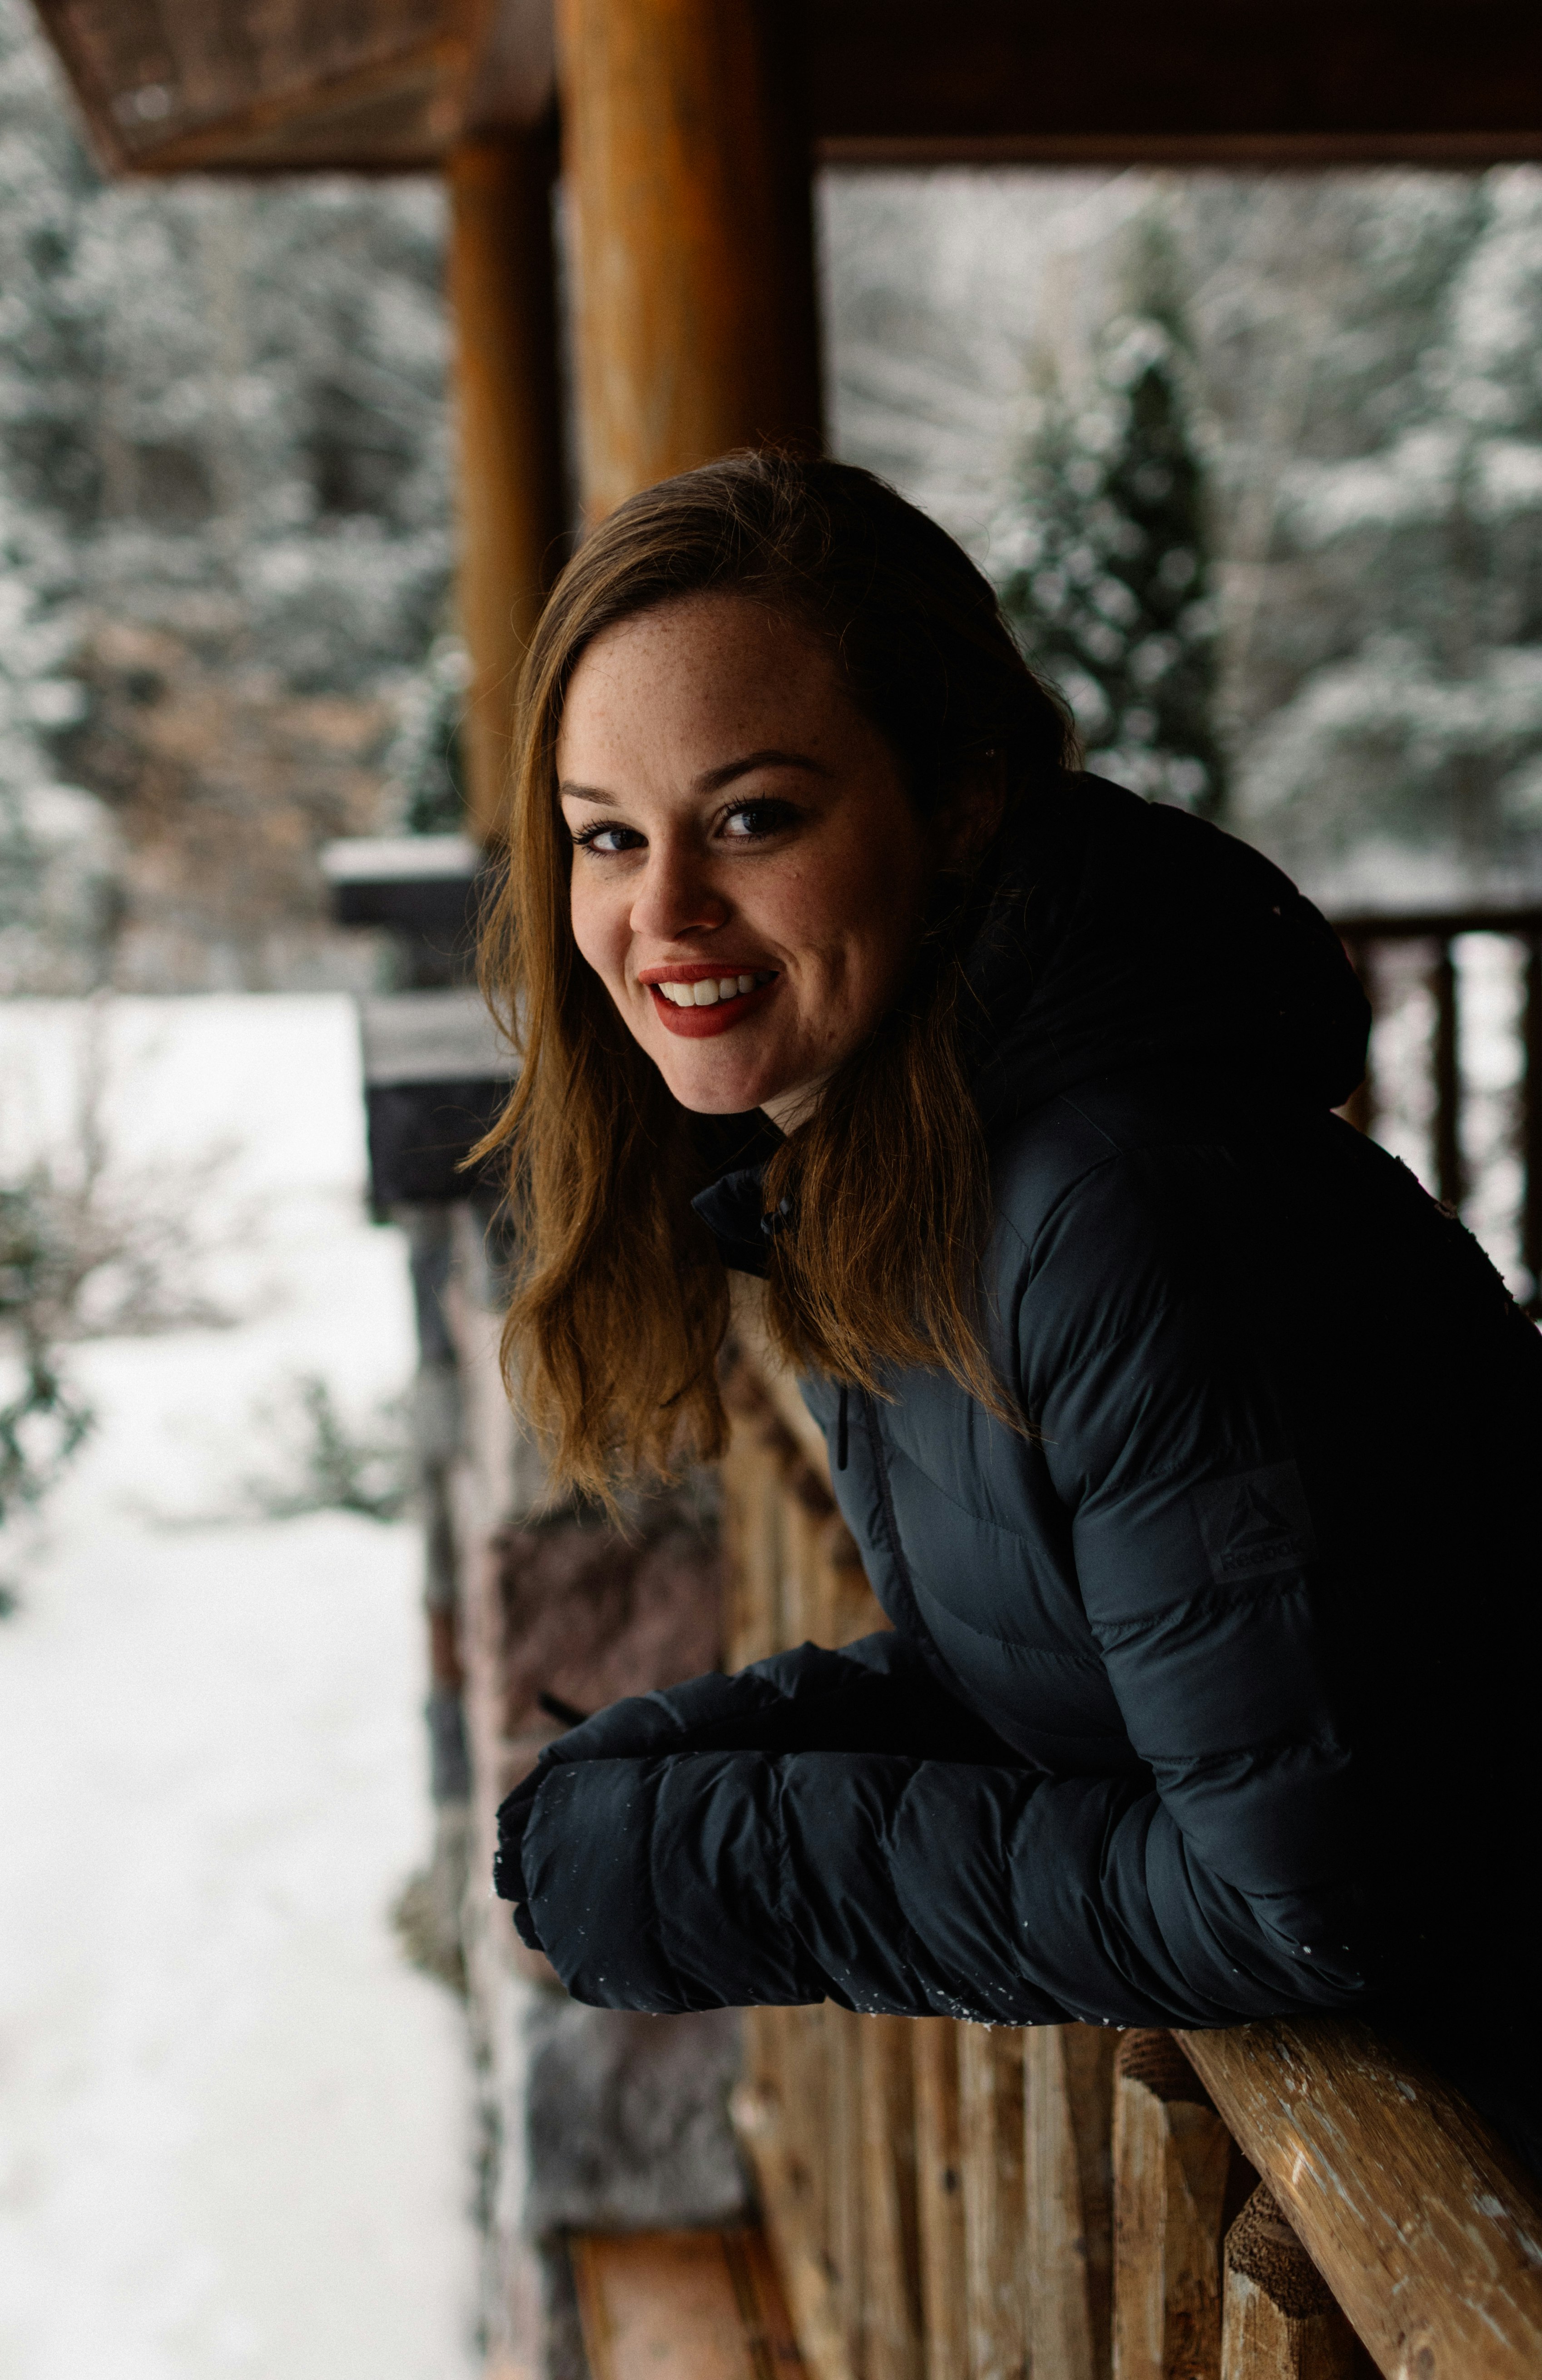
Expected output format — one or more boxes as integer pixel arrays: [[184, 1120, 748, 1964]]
[[652, 1038, 801, 1118], [660, 1064, 778, 1116]]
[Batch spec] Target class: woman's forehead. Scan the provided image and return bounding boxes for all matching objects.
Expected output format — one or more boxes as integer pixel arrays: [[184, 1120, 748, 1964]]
[[557, 596, 858, 773]]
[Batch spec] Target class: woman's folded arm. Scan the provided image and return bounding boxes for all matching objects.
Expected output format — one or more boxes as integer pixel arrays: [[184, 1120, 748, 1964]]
[[515, 1742, 1373, 2023]]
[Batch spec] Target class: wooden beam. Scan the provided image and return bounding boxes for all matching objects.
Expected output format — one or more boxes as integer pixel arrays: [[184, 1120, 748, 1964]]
[[446, 131, 568, 842], [808, 0, 1542, 168], [555, 0, 822, 518], [36, 0, 1542, 178], [33, 1, 554, 177], [1178, 2019, 1542, 2380], [1112, 2030, 1233, 2380]]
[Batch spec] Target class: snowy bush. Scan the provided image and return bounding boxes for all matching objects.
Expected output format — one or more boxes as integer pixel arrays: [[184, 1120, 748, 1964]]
[[240, 1372, 412, 1525]]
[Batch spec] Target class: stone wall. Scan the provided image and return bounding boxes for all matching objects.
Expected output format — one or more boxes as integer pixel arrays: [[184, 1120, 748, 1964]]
[[441, 1204, 749, 2377]]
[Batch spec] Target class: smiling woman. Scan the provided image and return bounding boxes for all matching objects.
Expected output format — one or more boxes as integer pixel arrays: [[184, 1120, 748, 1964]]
[[477, 452, 1542, 2179], [557, 595, 942, 1123], [478, 454, 1072, 1489]]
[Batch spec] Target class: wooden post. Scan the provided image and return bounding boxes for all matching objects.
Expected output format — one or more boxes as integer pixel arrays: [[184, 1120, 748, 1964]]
[[1220, 2186, 1361, 2380], [914, 2020, 969, 2380], [447, 133, 567, 843], [958, 2024, 1028, 2380], [1113, 2031, 1233, 2380], [556, 0, 822, 517], [825, 2005, 867, 2375], [1026, 2026, 1118, 2380], [861, 2016, 924, 2380]]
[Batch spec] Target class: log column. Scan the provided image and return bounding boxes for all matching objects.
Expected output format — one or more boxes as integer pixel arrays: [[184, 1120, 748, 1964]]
[[447, 133, 568, 842], [556, 0, 823, 517]]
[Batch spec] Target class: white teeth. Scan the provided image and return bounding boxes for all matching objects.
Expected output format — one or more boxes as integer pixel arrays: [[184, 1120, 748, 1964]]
[[653, 971, 772, 1007]]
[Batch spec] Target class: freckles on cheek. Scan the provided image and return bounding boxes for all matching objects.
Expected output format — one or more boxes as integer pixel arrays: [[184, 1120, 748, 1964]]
[[566, 875, 603, 969], [570, 881, 630, 1004]]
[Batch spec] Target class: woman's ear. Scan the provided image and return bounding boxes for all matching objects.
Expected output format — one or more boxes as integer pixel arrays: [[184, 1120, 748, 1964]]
[[937, 751, 1008, 869]]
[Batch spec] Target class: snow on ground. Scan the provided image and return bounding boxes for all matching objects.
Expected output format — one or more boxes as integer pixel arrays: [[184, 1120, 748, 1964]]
[[0, 996, 479, 2380]]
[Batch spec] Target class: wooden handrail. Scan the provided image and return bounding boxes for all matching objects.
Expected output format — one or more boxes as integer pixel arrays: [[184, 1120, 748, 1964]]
[[1180, 2020, 1542, 2379], [721, 1338, 1542, 2380]]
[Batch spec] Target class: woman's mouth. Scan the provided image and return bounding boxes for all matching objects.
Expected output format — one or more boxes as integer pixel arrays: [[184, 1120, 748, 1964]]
[[642, 969, 779, 1038]]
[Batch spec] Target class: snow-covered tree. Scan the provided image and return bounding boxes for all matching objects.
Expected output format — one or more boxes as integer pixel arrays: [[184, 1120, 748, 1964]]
[[1172, 169, 1542, 899], [996, 244, 1225, 816], [0, 0, 454, 991]]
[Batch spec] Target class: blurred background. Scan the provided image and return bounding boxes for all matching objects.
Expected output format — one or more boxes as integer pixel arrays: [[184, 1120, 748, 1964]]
[[3, 0, 1542, 2371]]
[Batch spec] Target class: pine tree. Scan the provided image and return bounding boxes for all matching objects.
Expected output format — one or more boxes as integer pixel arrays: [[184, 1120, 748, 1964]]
[[1221, 167, 1542, 897], [382, 635, 471, 837], [998, 268, 1225, 818]]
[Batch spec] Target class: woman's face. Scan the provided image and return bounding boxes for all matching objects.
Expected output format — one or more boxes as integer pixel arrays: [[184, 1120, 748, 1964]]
[[557, 593, 937, 1124]]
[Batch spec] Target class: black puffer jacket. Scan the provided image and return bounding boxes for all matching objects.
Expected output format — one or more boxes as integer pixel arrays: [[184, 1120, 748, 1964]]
[[498, 778, 1542, 2146]]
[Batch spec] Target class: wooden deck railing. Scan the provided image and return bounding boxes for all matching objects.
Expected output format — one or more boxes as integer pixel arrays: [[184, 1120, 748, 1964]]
[[1337, 904, 1542, 1305], [719, 1342, 1542, 2380]]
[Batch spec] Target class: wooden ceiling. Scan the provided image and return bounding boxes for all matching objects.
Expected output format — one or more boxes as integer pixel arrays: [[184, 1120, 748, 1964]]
[[31, 0, 551, 172], [33, 0, 1542, 175]]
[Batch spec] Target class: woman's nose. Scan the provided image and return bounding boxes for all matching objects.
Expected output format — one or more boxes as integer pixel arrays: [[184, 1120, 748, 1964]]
[[629, 843, 728, 940]]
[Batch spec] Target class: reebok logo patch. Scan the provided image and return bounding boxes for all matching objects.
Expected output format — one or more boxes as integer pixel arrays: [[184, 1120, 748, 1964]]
[[1192, 1462, 1317, 1585]]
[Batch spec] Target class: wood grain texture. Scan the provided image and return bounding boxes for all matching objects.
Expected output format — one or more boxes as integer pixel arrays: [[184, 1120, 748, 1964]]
[[958, 2025, 1027, 2380], [861, 2016, 924, 2380], [33, 0, 468, 171], [1025, 2026, 1118, 2380], [1113, 2031, 1232, 2380], [734, 2013, 860, 2380], [1178, 2020, 1542, 2380], [720, 1347, 884, 1671], [914, 2021, 969, 2380], [827, 2004, 868, 2377], [447, 131, 566, 842], [34, 0, 1542, 178], [1220, 2185, 1361, 2380], [572, 2227, 808, 2380], [556, 0, 822, 515]]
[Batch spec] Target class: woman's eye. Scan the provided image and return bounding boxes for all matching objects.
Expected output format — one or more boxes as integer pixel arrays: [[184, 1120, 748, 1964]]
[[720, 800, 798, 842], [572, 822, 645, 855]]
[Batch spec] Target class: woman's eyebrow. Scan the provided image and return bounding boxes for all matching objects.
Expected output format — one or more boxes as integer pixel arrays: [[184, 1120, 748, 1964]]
[[558, 750, 828, 807], [694, 748, 829, 794]]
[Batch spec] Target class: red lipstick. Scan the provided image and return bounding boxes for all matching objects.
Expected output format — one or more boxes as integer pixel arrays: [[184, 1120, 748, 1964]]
[[638, 964, 781, 1039]]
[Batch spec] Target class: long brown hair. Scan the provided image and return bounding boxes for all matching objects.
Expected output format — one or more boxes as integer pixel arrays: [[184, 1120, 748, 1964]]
[[478, 452, 1074, 1498]]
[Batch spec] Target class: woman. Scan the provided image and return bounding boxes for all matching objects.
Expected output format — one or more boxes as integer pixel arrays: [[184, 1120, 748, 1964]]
[[484, 452, 1542, 2163]]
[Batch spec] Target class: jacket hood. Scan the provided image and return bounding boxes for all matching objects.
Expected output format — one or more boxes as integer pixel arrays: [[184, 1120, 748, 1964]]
[[960, 774, 1368, 1128], [693, 775, 1368, 1271]]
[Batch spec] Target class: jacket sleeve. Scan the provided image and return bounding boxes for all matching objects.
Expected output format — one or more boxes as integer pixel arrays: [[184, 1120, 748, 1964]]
[[495, 1629, 1015, 1948], [514, 1146, 1378, 2026]]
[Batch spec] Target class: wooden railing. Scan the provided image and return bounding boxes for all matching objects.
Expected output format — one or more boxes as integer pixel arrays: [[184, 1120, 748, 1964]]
[[1337, 904, 1542, 1304], [719, 1344, 1542, 2380]]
